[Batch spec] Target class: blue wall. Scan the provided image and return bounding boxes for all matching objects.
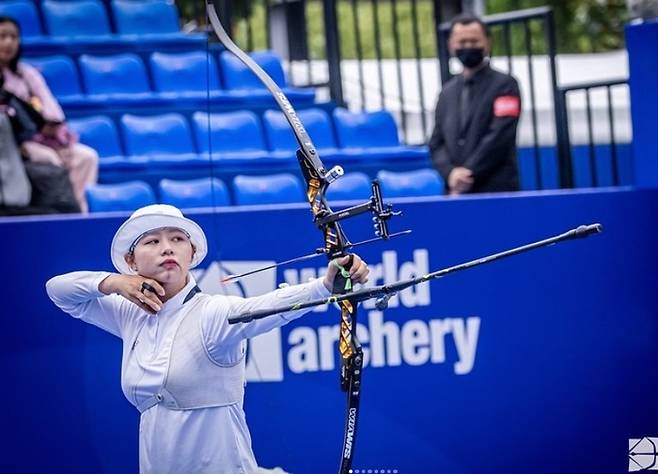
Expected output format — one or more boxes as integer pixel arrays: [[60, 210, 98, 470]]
[[626, 20, 658, 187], [1, 188, 657, 473]]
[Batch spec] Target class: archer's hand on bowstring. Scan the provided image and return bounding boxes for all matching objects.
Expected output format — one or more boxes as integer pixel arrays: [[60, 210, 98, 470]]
[[323, 254, 369, 293], [99, 274, 165, 315]]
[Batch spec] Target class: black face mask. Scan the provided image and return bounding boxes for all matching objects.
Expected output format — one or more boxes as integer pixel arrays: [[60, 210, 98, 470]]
[[455, 48, 485, 68]]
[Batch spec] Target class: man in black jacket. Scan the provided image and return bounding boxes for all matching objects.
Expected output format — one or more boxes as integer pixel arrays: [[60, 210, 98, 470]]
[[429, 14, 521, 194]]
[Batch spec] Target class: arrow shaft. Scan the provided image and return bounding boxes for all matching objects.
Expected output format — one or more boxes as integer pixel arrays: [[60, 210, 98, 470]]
[[228, 224, 602, 324]]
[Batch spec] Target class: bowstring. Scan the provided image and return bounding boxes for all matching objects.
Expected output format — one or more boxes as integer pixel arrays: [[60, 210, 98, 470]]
[[205, 2, 266, 384]]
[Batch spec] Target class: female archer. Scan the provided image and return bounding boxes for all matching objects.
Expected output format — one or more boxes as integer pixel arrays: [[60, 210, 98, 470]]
[[46, 204, 369, 473]]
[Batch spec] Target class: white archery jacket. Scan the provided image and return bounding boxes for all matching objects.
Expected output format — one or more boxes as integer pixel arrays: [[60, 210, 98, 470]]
[[46, 271, 329, 474]]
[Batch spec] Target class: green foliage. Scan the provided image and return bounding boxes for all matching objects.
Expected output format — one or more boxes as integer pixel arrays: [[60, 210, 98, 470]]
[[226, 1, 440, 60], [177, 0, 628, 58], [487, 0, 628, 53]]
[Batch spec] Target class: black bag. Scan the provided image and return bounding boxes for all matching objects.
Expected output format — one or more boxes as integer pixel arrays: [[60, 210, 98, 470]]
[[23, 160, 80, 213], [0, 88, 45, 144]]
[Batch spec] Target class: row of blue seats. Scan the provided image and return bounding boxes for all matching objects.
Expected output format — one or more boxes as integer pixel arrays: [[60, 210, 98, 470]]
[[26, 50, 315, 113], [86, 169, 445, 212], [88, 143, 630, 212], [1, 0, 205, 54], [69, 108, 429, 173]]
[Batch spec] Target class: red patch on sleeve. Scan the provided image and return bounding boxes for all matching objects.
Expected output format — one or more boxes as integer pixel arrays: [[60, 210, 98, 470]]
[[493, 96, 521, 117]]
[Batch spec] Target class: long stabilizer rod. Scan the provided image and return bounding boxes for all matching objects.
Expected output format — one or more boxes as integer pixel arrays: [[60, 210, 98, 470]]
[[228, 223, 603, 324]]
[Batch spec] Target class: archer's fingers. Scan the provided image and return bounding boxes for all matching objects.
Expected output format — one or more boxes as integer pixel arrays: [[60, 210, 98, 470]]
[[143, 279, 165, 297], [140, 283, 164, 307], [335, 255, 351, 267], [131, 298, 156, 315], [132, 292, 160, 314], [352, 269, 369, 284], [349, 256, 369, 284]]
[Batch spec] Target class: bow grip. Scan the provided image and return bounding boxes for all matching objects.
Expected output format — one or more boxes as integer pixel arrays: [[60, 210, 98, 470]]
[[331, 254, 354, 295]]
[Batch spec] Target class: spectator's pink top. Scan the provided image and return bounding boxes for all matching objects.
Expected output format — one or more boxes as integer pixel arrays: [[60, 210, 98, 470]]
[[2, 62, 65, 122]]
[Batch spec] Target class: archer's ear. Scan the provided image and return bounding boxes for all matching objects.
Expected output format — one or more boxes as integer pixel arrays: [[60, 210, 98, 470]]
[[124, 253, 138, 272]]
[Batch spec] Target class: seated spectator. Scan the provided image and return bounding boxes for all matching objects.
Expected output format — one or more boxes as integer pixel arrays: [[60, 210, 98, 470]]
[[0, 16, 98, 212]]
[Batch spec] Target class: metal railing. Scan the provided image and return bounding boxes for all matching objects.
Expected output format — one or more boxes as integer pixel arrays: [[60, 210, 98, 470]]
[[216, 0, 444, 145], [334, 0, 445, 144], [559, 78, 631, 187], [212, 2, 632, 190], [212, 0, 343, 103]]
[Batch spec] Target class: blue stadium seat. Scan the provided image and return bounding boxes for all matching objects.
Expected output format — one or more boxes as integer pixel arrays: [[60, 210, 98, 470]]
[[159, 178, 230, 208], [68, 115, 147, 172], [78, 54, 151, 97], [149, 51, 222, 98], [67, 116, 122, 159], [262, 108, 341, 160], [218, 50, 315, 105], [86, 181, 156, 212], [376, 169, 444, 198], [42, 0, 111, 37], [24, 56, 82, 100], [332, 108, 429, 162], [333, 108, 401, 148], [0, 1, 42, 37], [233, 173, 305, 205], [120, 113, 194, 155], [191, 111, 271, 161], [220, 50, 286, 90], [112, 0, 181, 35], [326, 172, 372, 202]]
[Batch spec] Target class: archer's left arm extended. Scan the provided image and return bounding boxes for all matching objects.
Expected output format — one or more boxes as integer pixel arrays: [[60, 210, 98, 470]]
[[202, 256, 369, 364], [201, 277, 331, 363], [463, 77, 521, 180]]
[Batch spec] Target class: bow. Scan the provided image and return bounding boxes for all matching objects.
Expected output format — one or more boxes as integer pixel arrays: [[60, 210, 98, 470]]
[[204, 4, 603, 471], [205, 3, 404, 472]]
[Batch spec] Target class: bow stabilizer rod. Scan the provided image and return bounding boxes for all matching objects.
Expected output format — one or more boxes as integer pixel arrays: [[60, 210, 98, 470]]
[[228, 223, 603, 324]]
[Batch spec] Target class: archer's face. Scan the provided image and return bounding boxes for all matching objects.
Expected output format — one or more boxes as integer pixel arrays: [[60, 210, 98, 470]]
[[449, 22, 491, 55], [0, 22, 19, 67], [125, 227, 195, 285]]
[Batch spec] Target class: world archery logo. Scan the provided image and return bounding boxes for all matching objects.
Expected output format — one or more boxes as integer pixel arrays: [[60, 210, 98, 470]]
[[629, 437, 658, 471]]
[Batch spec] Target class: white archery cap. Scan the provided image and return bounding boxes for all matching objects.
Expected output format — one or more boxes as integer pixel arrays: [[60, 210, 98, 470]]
[[111, 204, 208, 275]]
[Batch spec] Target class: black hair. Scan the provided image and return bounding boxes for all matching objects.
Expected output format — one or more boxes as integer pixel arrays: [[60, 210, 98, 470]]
[[449, 13, 491, 38], [0, 16, 22, 74]]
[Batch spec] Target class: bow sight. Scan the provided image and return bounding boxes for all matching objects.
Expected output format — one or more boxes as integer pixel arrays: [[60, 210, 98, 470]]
[[313, 179, 405, 256]]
